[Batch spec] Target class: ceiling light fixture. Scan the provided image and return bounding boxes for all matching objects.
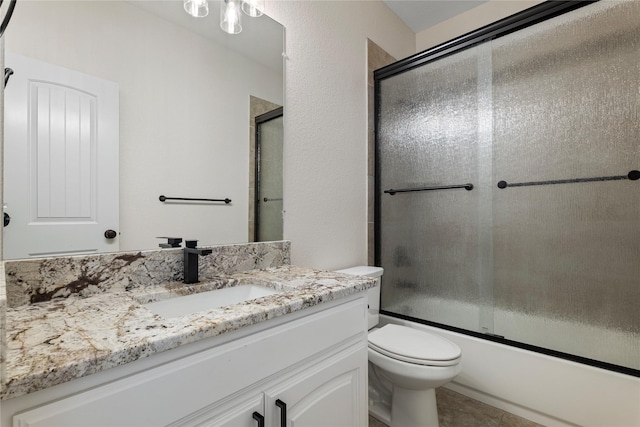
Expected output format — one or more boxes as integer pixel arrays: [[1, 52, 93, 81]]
[[241, 0, 264, 18], [220, 0, 242, 34], [183, 0, 209, 18], [184, 0, 264, 34]]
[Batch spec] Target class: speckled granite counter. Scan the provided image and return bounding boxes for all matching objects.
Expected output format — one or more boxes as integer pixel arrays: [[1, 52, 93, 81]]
[[0, 263, 6, 392], [0, 242, 374, 401]]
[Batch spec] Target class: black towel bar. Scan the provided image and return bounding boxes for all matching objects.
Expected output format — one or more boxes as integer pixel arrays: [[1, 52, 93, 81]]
[[159, 195, 231, 204], [384, 183, 473, 195], [497, 170, 640, 189]]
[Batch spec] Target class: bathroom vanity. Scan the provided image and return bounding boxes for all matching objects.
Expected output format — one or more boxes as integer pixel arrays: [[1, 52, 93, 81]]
[[0, 242, 374, 426]]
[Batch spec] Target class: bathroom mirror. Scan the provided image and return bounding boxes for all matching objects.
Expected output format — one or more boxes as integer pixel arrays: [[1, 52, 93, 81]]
[[3, 0, 284, 259]]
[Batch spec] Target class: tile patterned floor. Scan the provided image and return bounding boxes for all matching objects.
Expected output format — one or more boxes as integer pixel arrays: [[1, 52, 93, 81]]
[[368, 388, 545, 427]]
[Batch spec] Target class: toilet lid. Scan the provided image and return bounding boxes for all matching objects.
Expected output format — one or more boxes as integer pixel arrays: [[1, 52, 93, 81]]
[[368, 324, 461, 366]]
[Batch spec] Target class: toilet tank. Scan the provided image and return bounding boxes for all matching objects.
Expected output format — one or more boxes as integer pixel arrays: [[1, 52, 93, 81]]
[[335, 266, 384, 330]]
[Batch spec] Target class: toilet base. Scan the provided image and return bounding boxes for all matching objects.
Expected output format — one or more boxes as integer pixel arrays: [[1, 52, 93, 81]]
[[390, 387, 439, 427], [369, 401, 391, 425]]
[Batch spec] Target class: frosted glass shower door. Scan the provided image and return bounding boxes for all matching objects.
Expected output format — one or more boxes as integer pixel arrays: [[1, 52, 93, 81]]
[[491, 1, 640, 370], [377, 46, 495, 334], [377, 0, 640, 374], [255, 108, 283, 242]]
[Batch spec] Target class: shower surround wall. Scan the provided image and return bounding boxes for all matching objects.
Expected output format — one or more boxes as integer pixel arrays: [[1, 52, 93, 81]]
[[376, 0, 640, 380]]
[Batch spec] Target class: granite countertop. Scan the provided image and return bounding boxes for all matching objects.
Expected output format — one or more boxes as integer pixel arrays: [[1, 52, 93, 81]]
[[2, 265, 375, 400]]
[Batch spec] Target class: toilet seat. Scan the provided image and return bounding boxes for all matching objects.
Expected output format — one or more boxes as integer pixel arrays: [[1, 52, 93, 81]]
[[368, 324, 461, 367]]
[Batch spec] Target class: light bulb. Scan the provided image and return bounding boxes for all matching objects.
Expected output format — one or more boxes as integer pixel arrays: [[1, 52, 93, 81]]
[[241, 0, 264, 17], [220, 0, 242, 34], [183, 0, 208, 18]]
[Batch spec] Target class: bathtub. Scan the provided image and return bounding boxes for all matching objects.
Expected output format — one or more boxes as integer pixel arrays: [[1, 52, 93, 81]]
[[380, 313, 640, 427]]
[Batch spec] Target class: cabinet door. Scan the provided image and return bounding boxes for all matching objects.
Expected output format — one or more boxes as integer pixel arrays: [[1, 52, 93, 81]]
[[265, 345, 367, 427], [169, 393, 264, 427]]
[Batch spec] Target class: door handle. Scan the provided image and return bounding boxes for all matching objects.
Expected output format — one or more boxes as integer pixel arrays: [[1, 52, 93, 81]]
[[252, 411, 265, 427], [4, 212, 10, 227], [104, 229, 117, 239], [275, 399, 287, 427]]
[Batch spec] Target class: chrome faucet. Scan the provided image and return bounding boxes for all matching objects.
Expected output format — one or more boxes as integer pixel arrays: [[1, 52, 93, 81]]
[[183, 240, 213, 284]]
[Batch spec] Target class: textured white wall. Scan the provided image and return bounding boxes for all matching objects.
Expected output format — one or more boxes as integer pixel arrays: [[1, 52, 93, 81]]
[[416, 0, 545, 52], [265, 1, 414, 269]]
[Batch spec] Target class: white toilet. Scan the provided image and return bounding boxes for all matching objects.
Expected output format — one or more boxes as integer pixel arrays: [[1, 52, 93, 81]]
[[336, 266, 461, 427]]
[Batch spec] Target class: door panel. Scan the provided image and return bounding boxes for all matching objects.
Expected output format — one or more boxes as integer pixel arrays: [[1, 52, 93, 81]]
[[4, 53, 119, 259]]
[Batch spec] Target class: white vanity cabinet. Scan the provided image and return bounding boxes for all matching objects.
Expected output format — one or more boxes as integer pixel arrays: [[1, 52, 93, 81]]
[[263, 346, 363, 427], [6, 296, 368, 427], [175, 343, 363, 427]]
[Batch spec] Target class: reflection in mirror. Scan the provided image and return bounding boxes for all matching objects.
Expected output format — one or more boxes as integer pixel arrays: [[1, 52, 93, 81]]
[[2, 0, 284, 260], [254, 105, 283, 242]]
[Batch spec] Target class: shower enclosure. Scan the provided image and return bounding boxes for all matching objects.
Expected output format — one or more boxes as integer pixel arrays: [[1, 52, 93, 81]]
[[254, 107, 284, 242], [375, 0, 639, 376]]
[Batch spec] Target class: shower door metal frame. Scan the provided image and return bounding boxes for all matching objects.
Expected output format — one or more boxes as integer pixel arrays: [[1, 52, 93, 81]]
[[374, 0, 639, 378]]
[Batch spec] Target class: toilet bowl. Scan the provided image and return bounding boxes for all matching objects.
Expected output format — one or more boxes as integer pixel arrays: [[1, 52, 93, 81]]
[[368, 324, 462, 427], [335, 267, 462, 427]]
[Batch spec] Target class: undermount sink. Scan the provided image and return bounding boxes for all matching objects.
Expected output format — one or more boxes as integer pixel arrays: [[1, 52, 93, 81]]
[[143, 284, 282, 318]]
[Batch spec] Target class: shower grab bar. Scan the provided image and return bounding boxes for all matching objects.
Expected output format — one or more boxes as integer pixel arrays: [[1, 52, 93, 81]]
[[497, 170, 640, 189], [159, 195, 231, 204], [263, 197, 283, 202], [384, 183, 473, 195]]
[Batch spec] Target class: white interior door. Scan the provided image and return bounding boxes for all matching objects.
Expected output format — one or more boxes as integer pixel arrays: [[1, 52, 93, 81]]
[[3, 53, 119, 259]]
